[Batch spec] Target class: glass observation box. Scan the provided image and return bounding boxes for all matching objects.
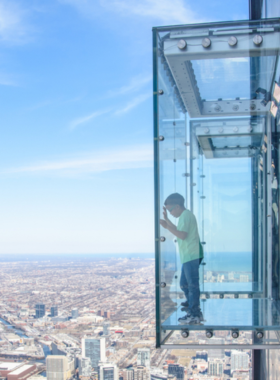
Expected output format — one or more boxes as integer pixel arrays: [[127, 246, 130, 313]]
[[153, 18, 280, 349]]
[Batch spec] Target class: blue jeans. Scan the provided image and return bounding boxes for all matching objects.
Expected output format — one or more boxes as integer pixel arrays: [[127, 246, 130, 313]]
[[180, 258, 201, 317]]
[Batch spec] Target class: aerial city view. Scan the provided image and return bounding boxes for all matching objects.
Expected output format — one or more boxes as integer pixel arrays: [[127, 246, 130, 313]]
[[0, 0, 275, 378], [0, 256, 251, 380]]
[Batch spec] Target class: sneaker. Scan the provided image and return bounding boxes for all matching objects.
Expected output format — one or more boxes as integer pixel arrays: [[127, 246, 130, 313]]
[[181, 301, 189, 307], [179, 314, 200, 325], [178, 313, 190, 323]]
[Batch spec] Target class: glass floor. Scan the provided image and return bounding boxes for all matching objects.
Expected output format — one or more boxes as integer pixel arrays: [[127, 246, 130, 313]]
[[201, 281, 262, 294], [162, 298, 280, 331]]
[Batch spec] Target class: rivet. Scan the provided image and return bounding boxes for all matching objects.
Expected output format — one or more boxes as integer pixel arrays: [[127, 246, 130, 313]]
[[206, 330, 213, 339], [228, 36, 238, 46], [253, 35, 263, 46], [181, 330, 189, 338], [202, 38, 211, 48], [177, 39, 187, 50]]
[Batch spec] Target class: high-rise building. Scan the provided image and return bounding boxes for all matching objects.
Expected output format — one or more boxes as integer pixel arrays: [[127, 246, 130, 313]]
[[79, 357, 92, 377], [103, 323, 110, 336], [208, 359, 223, 376], [72, 308, 79, 319], [153, 1, 280, 379], [82, 337, 106, 369], [122, 369, 134, 380], [168, 364, 184, 380], [51, 306, 58, 317], [231, 350, 249, 372], [46, 356, 68, 380], [137, 348, 150, 369], [35, 304, 45, 319], [98, 362, 118, 380], [133, 367, 149, 380]]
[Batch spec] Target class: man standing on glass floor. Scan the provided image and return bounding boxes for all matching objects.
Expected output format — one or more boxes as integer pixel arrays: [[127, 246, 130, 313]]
[[160, 193, 204, 324]]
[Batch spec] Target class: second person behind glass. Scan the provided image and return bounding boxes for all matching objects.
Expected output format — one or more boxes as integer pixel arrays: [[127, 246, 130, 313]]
[[160, 193, 204, 324]]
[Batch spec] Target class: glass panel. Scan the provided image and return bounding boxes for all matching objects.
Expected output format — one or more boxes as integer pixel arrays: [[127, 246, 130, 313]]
[[156, 37, 188, 340], [191, 56, 277, 102], [191, 118, 260, 295], [154, 18, 280, 347]]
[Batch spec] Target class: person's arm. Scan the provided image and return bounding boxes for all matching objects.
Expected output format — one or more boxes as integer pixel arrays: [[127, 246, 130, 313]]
[[160, 206, 188, 240], [166, 223, 187, 240]]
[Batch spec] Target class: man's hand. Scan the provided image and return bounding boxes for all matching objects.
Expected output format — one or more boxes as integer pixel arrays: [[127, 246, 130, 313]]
[[160, 219, 168, 228], [163, 206, 168, 221]]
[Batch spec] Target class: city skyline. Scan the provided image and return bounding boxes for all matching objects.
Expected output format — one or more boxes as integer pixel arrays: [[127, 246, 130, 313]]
[[0, 255, 252, 380]]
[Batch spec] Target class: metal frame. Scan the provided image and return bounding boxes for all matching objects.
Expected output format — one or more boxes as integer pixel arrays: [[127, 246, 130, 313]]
[[153, 28, 161, 349], [194, 118, 264, 159], [266, 115, 273, 301], [162, 344, 280, 349], [161, 19, 280, 118]]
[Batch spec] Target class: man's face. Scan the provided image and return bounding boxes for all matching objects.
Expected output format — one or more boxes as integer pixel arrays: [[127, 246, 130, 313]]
[[165, 204, 180, 218]]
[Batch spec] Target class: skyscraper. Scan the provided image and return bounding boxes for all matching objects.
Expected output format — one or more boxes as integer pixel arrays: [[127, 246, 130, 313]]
[[137, 348, 150, 369], [72, 308, 79, 319], [51, 306, 58, 317], [208, 359, 223, 376], [103, 323, 110, 336], [35, 304, 45, 319], [134, 367, 149, 380], [47, 356, 68, 380], [98, 362, 118, 380], [168, 364, 184, 380], [82, 337, 106, 369], [79, 357, 92, 377], [122, 369, 134, 380], [231, 350, 249, 372]]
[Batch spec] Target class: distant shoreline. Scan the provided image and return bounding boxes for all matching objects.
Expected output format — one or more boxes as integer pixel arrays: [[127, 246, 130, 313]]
[[0, 251, 252, 264]]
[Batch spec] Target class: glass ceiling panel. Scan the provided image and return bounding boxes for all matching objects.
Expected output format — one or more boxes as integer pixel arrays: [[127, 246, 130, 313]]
[[211, 135, 262, 149], [191, 56, 277, 102]]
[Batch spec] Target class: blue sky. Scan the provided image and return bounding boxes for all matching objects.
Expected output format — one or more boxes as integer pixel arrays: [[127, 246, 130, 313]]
[[0, 0, 248, 254]]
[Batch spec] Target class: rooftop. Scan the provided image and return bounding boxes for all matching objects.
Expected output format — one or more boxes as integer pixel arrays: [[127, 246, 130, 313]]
[[10, 365, 34, 375]]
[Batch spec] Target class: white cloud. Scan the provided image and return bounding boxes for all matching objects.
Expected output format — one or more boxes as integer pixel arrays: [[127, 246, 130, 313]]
[[59, 0, 203, 24], [102, 0, 202, 24], [70, 109, 111, 129], [115, 93, 151, 115], [0, 1, 30, 44], [4, 144, 153, 175], [107, 75, 152, 97]]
